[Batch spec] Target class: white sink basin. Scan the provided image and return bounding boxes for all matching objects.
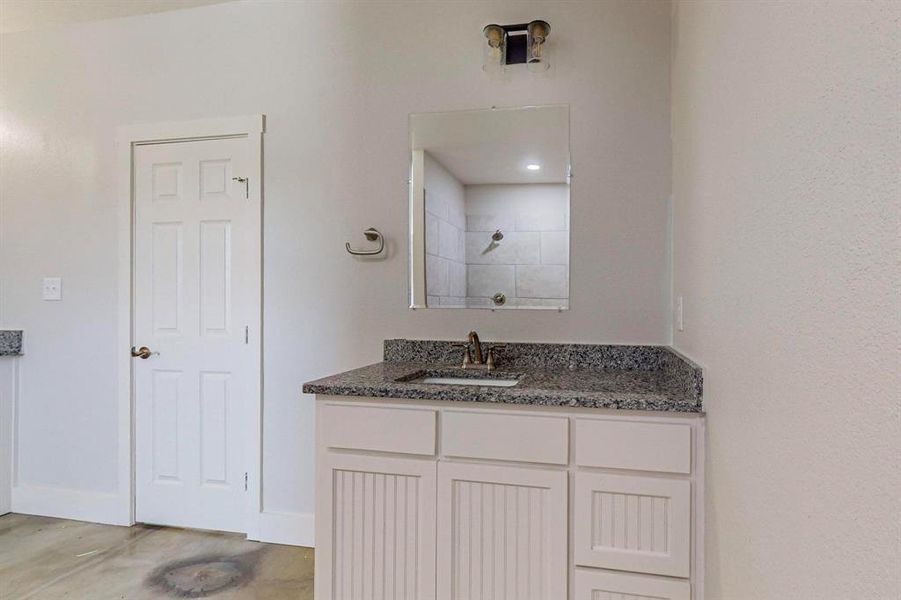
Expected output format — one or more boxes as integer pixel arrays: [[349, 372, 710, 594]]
[[413, 376, 519, 388]]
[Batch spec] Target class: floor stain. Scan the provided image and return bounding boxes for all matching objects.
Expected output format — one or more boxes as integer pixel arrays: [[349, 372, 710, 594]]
[[1, 514, 314, 600], [145, 549, 266, 598]]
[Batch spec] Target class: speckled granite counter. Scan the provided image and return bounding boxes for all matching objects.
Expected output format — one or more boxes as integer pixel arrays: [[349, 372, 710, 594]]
[[0, 331, 23, 356], [303, 339, 703, 413]]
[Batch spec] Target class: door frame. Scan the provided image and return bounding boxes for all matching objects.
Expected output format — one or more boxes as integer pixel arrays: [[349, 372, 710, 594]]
[[116, 115, 264, 535]]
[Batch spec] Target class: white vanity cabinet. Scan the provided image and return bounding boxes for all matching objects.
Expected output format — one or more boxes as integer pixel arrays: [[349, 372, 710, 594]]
[[315, 396, 705, 600]]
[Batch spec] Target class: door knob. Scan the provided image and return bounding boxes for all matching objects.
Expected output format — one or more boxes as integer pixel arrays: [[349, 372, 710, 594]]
[[130, 346, 155, 359]]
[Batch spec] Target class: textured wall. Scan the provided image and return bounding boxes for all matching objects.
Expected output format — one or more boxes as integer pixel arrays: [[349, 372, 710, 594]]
[[0, 1, 672, 519], [671, 2, 901, 598]]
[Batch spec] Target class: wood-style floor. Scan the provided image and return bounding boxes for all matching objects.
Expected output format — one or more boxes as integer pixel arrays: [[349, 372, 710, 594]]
[[0, 513, 314, 599]]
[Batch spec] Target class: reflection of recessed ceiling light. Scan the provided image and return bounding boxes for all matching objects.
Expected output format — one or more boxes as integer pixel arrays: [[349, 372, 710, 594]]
[[526, 164, 541, 171]]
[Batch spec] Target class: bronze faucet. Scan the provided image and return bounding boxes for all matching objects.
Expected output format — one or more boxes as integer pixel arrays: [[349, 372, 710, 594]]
[[457, 331, 505, 370], [468, 331, 483, 364]]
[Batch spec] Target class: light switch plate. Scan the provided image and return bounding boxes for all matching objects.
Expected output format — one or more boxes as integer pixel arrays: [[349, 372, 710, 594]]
[[42, 277, 62, 301]]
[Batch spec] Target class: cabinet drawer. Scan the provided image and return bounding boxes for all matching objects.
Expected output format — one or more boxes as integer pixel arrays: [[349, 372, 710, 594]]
[[574, 568, 690, 600], [574, 472, 691, 577], [575, 419, 691, 474], [321, 403, 436, 456], [442, 410, 569, 465]]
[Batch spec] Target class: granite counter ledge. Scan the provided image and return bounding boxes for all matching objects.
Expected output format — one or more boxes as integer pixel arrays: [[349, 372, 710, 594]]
[[302, 360, 703, 414], [0, 330, 23, 356], [304, 339, 703, 413]]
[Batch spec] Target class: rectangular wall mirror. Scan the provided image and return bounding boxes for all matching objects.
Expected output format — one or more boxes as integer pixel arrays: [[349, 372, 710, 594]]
[[409, 105, 571, 310]]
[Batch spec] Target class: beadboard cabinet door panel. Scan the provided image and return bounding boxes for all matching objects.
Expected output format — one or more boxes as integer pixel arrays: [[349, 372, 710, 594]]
[[574, 568, 691, 600], [574, 472, 691, 578], [436, 462, 567, 600], [315, 453, 437, 600]]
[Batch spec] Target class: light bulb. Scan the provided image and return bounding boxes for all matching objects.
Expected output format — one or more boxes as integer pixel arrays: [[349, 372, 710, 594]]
[[527, 20, 550, 72], [482, 24, 506, 74]]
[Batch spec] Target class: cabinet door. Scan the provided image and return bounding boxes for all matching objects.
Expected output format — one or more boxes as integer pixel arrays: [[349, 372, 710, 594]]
[[574, 568, 691, 600], [315, 453, 436, 600], [574, 472, 691, 577], [436, 462, 567, 600]]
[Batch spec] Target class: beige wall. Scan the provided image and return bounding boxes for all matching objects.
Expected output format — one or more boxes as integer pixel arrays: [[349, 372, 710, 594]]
[[0, 0, 672, 524], [671, 2, 900, 598]]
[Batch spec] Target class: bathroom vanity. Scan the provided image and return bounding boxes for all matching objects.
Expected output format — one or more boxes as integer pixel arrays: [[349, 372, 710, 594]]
[[315, 84, 701, 600], [304, 338, 705, 600]]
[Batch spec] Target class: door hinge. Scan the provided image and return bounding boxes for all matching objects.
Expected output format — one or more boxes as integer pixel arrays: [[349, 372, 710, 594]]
[[244, 472, 248, 491], [244, 326, 249, 344]]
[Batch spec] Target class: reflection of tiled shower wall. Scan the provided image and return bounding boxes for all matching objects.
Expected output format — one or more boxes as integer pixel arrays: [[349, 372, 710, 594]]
[[424, 153, 466, 307], [464, 184, 569, 308]]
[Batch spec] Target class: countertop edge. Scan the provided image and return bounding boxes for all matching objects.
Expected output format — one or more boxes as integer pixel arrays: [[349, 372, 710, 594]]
[[303, 360, 704, 415], [303, 384, 704, 414], [0, 330, 24, 357]]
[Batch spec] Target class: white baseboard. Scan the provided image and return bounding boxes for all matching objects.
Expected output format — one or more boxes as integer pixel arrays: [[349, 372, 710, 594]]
[[10, 484, 313, 548], [250, 510, 315, 547], [12, 484, 130, 526]]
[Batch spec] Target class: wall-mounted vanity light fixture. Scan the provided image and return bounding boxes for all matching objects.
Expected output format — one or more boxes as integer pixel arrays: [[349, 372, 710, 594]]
[[482, 20, 551, 74]]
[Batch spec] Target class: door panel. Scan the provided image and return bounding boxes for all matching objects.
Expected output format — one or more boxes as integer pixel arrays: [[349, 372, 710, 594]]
[[315, 453, 437, 600], [199, 221, 231, 336], [200, 158, 232, 200], [150, 222, 183, 334], [574, 568, 690, 600], [436, 462, 567, 600], [574, 472, 691, 577], [151, 370, 182, 482], [199, 371, 230, 485], [151, 162, 182, 201], [134, 136, 258, 533]]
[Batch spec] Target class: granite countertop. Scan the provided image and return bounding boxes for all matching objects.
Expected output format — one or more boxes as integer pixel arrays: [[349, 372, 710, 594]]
[[303, 339, 703, 414], [0, 330, 23, 356]]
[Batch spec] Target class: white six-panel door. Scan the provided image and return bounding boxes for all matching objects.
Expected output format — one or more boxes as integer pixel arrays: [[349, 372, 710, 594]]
[[133, 136, 259, 533]]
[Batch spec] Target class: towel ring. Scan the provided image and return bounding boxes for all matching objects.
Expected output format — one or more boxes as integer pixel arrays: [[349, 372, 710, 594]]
[[345, 227, 385, 256]]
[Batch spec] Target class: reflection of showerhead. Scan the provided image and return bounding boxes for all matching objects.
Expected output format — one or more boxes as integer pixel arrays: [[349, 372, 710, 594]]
[[492, 229, 504, 242]]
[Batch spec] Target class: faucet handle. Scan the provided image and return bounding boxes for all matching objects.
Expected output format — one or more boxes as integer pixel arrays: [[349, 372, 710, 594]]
[[450, 343, 473, 367], [485, 344, 506, 370]]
